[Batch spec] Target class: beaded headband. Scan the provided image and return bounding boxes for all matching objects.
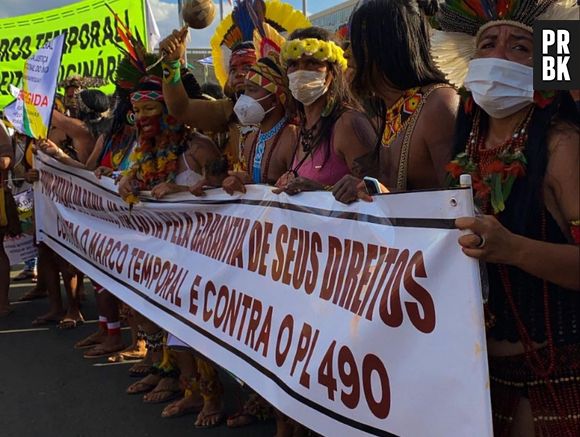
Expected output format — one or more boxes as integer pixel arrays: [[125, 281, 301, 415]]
[[130, 90, 164, 104], [281, 38, 348, 71], [431, 0, 578, 87], [229, 48, 257, 68]]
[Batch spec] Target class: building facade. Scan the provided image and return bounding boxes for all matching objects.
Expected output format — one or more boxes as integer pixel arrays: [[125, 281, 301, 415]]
[[309, 0, 357, 33]]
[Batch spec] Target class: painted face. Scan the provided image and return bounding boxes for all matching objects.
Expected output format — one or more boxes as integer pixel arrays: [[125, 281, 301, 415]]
[[228, 59, 253, 94], [476, 24, 533, 67], [133, 100, 164, 139]]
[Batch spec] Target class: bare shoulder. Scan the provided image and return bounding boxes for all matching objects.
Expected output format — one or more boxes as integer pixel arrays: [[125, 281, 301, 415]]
[[281, 123, 299, 141], [548, 120, 579, 155], [334, 109, 376, 150], [419, 85, 459, 118], [335, 109, 372, 130], [187, 131, 220, 160]]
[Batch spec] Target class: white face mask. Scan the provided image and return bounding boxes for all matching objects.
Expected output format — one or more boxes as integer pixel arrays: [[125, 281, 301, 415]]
[[233, 93, 274, 125], [464, 58, 534, 119], [288, 70, 328, 106]]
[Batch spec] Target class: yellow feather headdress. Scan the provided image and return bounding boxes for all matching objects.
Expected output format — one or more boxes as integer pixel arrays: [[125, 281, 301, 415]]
[[210, 0, 310, 87]]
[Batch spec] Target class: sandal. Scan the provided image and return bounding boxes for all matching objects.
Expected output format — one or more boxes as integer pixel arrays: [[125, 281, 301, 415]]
[[195, 409, 225, 428], [74, 332, 106, 350], [58, 318, 84, 330], [227, 393, 273, 428], [83, 343, 126, 359], [126, 373, 160, 395], [129, 357, 153, 377], [161, 396, 203, 418], [143, 377, 182, 404], [31, 316, 61, 326]]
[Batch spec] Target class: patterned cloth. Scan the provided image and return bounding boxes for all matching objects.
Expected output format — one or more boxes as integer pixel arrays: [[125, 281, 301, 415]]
[[246, 54, 289, 105]]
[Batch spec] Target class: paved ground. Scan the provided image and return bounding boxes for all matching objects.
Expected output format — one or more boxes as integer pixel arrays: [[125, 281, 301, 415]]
[[0, 269, 276, 437]]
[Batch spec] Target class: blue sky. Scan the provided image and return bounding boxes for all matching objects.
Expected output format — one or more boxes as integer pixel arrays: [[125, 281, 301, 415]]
[[0, 0, 344, 47]]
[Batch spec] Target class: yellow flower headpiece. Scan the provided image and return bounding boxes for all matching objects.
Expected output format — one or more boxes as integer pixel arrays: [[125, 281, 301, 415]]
[[281, 38, 348, 71]]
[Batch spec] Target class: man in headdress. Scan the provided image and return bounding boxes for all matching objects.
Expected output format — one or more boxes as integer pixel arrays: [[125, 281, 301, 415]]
[[160, 30, 257, 172], [433, 0, 579, 435], [159, 0, 310, 174], [221, 53, 297, 193]]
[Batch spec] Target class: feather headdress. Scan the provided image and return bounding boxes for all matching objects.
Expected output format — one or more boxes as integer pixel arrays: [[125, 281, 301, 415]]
[[210, 0, 311, 87], [431, 0, 578, 87], [105, 4, 163, 92]]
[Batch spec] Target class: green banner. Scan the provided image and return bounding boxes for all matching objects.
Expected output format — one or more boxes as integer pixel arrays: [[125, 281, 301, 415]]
[[0, 0, 148, 109]]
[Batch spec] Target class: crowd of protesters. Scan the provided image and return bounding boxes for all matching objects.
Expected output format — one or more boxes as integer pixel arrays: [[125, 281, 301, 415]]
[[1, 0, 579, 435]]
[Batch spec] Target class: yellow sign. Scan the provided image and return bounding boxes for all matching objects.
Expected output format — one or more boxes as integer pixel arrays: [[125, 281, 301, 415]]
[[0, 0, 148, 108]]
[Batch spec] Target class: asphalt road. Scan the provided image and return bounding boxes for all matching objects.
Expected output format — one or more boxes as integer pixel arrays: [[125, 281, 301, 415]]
[[1, 271, 276, 437]]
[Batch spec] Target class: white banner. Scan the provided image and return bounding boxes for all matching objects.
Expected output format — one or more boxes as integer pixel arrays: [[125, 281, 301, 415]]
[[4, 34, 65, 138], [34, 153, 492, 437]]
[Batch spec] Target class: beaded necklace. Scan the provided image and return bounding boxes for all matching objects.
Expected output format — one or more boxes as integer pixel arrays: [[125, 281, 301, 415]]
[[447, 107, 534, 214], [249, 117, 287, 184], [381, 87, 422, 147]]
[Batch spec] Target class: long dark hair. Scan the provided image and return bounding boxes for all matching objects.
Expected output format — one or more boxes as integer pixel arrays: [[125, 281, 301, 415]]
[[98, 88, 134, 165], [453, 92, 579, 236], [349, 0, 446, 152], [287, 26, 361, 165], [350, 0, 445, 94]]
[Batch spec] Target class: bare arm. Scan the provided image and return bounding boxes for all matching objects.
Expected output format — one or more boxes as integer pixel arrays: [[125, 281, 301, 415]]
[[51, 110, 96, 163], [417, 87, 459, 186], [333, 110, 377, 177], [85, 135, 106, 171], [189, 134, 228, 185], [159, 28, 232, 132], [37, 139, 86, 169], [510, 125, 580, 289], [457, 125, 580, 290]]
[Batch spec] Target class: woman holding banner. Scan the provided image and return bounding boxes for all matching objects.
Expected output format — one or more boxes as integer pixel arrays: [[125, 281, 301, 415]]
[[433, 0, 580, 434], [273, 27, 376, 197]]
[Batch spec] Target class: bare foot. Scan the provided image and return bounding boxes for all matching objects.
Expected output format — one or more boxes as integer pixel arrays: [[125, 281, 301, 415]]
[[32, 310, 64, 326], [126, 373, 161, 394], [129, 350, 154, 377], [161, 393, 203, 418], [227, 393, 273, 428], [74, 330, 107, 349], [195, 397, 224, 428], [143, 377, 182, 404], [83, 335, 126, 359]]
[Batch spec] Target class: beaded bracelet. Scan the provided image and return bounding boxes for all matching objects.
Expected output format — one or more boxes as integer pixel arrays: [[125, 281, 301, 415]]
[[162, 60, 181, 85]]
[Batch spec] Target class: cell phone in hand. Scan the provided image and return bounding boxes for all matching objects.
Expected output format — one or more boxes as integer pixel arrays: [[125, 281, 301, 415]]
[[363, 176, 382, 195]]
